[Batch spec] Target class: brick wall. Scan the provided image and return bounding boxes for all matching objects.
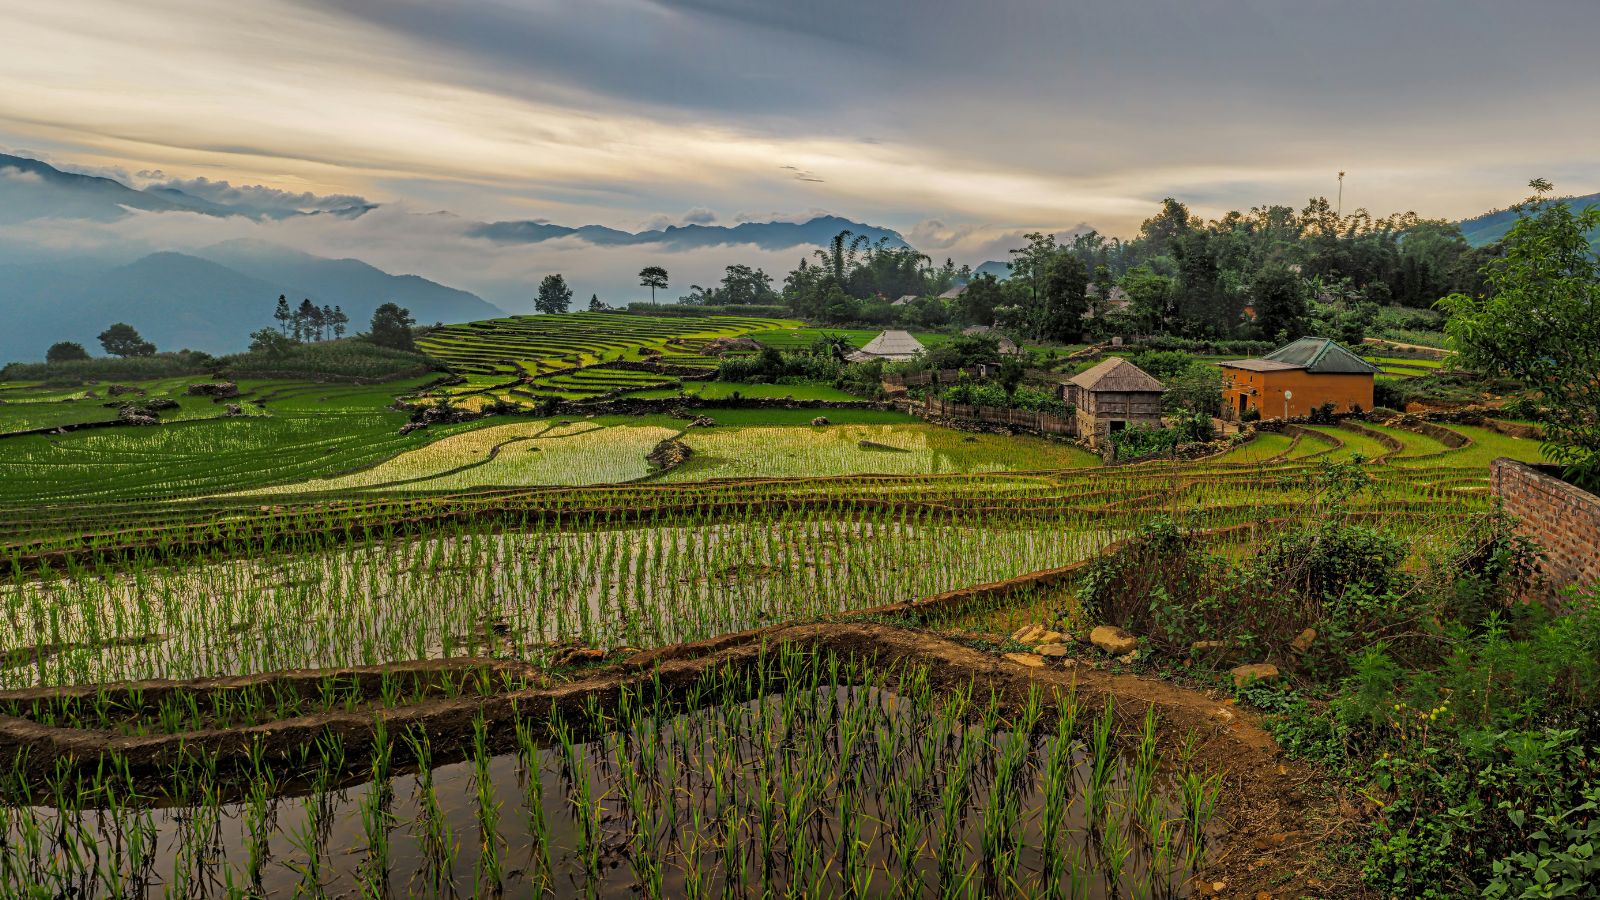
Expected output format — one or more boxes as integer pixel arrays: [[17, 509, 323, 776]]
[[1490, 457, 1600, 605]]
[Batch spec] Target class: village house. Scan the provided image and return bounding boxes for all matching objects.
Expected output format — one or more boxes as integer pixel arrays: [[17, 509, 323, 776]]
[[1216, 336, 1378, 419], [1065, 357, 1166, 447], [845, 329, 925, 363], [961, 325, 1021, 355]]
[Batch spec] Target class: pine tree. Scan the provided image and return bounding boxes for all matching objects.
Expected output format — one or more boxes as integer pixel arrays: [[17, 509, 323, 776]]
[[332, 305, 349, 339], [274, 296, 292, 335]]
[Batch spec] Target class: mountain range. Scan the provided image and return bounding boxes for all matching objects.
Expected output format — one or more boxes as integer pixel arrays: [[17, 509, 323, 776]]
[[1458, 191, 1600, 246], [0, 153, 916, 361], [0, 243, 502, 362]]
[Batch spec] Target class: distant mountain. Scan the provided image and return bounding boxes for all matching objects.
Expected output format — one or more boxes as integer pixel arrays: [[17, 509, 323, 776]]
[[0, 246, 501, 363], [972, 260, 1012, 280], [0, 153, 218, 224], [196, 240, 499, 327], [1459, 192, 1600, 246], [470, 215, 910, 251]]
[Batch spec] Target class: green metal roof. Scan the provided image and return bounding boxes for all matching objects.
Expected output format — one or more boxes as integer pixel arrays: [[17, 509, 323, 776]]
[[1262, 337, 1380, 374]]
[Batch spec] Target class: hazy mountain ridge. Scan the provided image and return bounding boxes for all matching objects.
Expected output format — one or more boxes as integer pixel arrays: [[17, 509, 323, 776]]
[[1459, 191, 1600, 246], [469, 215, 910, 251], [0, 245, 502, 363]]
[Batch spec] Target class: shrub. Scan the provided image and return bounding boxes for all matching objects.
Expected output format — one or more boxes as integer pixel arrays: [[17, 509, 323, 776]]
[[45, 341, 90, 364], [0, 352, 205, 382], [218, 341, 440, 379]]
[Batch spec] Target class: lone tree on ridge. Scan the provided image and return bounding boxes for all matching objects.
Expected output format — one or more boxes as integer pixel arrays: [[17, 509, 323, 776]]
[[98, 323, 156, 358], [639, 266, 668, 303], [537, 274, 574, 315], [46, 341, 91, 363]]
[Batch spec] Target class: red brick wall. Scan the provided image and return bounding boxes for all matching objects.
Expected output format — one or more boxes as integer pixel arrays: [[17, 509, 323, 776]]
[[1491, 457, 1600, 605]]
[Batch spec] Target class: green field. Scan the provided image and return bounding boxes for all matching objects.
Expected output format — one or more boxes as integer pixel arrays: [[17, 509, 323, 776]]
[[624, 382, 861, 401]]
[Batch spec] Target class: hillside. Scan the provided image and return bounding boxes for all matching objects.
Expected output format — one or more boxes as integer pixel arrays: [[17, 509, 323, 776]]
[[1459, 191, 1600, 246], [0, 248, 501, 362]]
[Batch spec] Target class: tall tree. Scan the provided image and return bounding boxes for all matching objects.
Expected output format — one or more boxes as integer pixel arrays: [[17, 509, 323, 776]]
[[536, 274, 574, 315], [1440, 179, 1600, 485], [98, 323, 156, 358], [638, 266, 668, 303], [1250, 263, 1308, 343], [1138, 198, 1197, 258], [294, 299, 317, 342], [46, 341, 91, 363], [368, 303, 416, 351], [320, 305, 336, 341], [331, 305, 349, 339], [589, 294, 604, 311], [274, 295, 292, 335], [1040, 253, 1090, 341]]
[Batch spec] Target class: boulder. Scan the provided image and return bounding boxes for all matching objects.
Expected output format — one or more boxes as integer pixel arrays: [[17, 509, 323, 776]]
[[1036, 643, 1074, 658], [1230, 663, 1280, 687], [686, 416, 716, 428], [185, 382, 239, 398], [1036, 631, 1064, 644], [1290, 628, 1316, 654], [107, 384, 144, 397], [224, 404, 242, 416], [1003, 652, 1045, 668], [811, 416, 830, 426], [1090, 625, 1140, 656]]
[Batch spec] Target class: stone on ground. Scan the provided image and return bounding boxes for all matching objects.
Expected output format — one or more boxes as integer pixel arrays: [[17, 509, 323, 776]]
[[1230, 663, 1280, 687], [1010, 623, 1047, 644], [811, 416, 829, 425], [1036, 643, 1073, 657], [1003, 652, 1045, 668], [1090, 625, 1140, 655], [1290, 628, 1316, 653]]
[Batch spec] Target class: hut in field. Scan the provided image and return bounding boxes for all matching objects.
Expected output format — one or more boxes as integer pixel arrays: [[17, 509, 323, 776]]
[[1066, 357, 1166, 447], [845, 329, 925, 363], [892, 295, 918, 306]]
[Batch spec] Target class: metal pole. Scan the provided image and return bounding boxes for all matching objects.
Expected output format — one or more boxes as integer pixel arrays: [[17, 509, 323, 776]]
[[1337, 172, 1344, 219]]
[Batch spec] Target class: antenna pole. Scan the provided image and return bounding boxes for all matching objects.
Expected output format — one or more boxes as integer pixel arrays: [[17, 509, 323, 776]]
[[1337, 171, 1345, 219]]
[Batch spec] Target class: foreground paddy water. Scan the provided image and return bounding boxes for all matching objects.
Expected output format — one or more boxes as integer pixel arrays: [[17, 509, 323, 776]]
[[2, 653, 1220, 899]]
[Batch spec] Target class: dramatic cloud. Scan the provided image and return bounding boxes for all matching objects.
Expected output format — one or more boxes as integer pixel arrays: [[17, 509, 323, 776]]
[[140, 175, 369, 212], [1, 0, 1598, 285]]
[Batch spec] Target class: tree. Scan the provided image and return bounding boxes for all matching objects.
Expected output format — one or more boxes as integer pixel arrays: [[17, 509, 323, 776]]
[[274, 295, 292, 335], [588, 293, 604, 311], [536, 274, 574, 315], [46, 341, 91, 363], [248, 328, 296, 355], [997, 357, 1025, 401], [331, 305, 349, 339], [639, 266, 668, 303], [1251, 263, 1308, 342], [368, 303, 416, 351], [1440, 179, 1600, 486], [320, 305, 336, 341], [956, 273, 1004, 326], [98, 323, 156, 358], [1040, 253, 1090, 341], [1138, 198, 1197, 258], [292, 299, 316, 342], [809, 332, 854, 362]]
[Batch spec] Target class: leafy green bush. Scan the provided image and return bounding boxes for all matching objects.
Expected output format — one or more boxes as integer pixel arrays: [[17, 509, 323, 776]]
[[0, 352, 210, 383], [1109, 422, 1180, 459]]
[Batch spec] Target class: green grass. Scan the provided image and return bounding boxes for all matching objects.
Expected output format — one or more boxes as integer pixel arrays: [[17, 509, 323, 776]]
[[692, 408, 918, 426], [1362, 423, 1449, 458], [626, 382, 862, 401], [1392, 424, 1550, 470], [1305, 426, 1390, 461], [1212, 432, 1293, 463], [657, 423, 1096, 481]]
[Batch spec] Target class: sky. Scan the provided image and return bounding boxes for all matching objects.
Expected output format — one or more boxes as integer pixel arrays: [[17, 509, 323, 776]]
[[4, 0, 1600, 307]]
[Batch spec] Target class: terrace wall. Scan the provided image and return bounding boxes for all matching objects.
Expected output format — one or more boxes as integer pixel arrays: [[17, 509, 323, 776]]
[[1490, 457, 1600, 607]]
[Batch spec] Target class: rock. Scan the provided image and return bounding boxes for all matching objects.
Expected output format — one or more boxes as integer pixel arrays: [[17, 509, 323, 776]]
[[1036, 643, 1074, 657], [608, 646, 642, 660], [398, 422, 430, 436], [224, 404, 242, 416], [107, 384, 145, 397], [811, 416, 830, 426], [83, 390, 100, 399], [1036, 630, 1064, 644], [1003, 652, 1045, 668], [1230, 663, 1280, 687], [1117, 650, 1140, 664], [551, 646, 605, 667], [185, 382, 239, 398], [1290, 628, 1316, 654], [1090, 625, 1140, 656], [1191, 640, 1239, 654], [1010, 623, 1047, 644], [686, 415, 716, 428]]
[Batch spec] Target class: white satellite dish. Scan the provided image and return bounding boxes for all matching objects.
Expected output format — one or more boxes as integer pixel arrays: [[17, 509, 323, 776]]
[[1284, 390, 1293, 400]]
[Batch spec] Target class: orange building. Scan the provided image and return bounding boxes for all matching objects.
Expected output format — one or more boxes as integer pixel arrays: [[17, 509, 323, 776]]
[[1217, 337, 1378, 420]]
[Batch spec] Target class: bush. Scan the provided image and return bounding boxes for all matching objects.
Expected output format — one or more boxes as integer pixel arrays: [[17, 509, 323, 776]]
[[0, 352, 206, 383], [715, 349, 841, 384], [626, 303, 791, 318], [1109, 422, 1180, 459], [218, 341, 441, 379]]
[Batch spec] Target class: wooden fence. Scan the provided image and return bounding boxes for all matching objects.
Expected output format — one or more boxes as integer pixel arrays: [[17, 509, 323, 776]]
[[924, 397, 1077, 436]]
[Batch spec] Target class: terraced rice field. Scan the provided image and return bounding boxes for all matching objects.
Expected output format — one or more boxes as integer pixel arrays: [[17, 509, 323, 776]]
[[415, 312, 803, 400], [658, 424, 1098, 481]]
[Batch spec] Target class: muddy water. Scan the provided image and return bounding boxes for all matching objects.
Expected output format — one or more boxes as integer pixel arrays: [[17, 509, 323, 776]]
[[4, 684, 1208, 899]]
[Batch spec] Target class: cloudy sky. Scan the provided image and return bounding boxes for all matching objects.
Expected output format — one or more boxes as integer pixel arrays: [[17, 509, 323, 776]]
[[4, 0, 1599, 305]]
